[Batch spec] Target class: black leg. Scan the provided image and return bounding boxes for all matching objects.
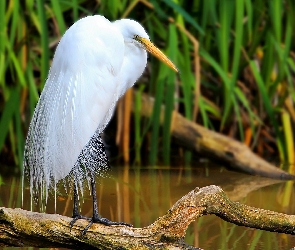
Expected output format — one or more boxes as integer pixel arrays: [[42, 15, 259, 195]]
[[69, 180, 90, 231], [91, 173, 100, 221], [73, 181, 79, 217], [80, 173, 132, 235]]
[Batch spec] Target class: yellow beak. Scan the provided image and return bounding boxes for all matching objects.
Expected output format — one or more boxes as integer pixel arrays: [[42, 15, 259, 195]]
[[135, 36, 178, 73]]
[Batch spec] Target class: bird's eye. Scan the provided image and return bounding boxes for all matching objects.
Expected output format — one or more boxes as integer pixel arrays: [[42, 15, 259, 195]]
[[134, 35, 140, 41]]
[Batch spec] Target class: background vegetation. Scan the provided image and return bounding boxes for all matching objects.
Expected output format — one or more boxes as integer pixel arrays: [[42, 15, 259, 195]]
[[1, 0, 295, 174]]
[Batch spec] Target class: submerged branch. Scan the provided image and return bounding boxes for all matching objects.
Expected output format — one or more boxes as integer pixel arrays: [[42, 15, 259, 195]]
[[1, 185, 295, 249], [133, 92, 295, 180]]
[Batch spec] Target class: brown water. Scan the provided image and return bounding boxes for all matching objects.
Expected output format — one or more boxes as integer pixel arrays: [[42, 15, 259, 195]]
[[1, 163, 295, 249]]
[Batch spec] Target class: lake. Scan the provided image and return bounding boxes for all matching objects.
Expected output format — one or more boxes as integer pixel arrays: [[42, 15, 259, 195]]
[[1, 162, 295, 249]]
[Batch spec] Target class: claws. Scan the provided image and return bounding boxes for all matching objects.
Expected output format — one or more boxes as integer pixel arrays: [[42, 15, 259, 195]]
[[93, 216, 133, 227], [70, 214, 133, 235], [70, 214, 91, 231], [70, 169, 132, 235]]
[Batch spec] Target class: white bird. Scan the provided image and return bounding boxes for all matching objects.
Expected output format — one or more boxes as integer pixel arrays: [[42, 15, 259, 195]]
[[23, 15, 177, 234]]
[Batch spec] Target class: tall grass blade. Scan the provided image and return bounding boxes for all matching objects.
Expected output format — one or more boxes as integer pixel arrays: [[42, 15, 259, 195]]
[[244, 0, 253, 42], [282, 110, 294, 173], [0, 89, 20, 152], [134, 87, 143, 164], [0, 0, 6, 87], [161, 0, 204, 34], [5, 40, 26, 87], [51, 0, 67, 35], [162, 24, 177, 165], [37, 0, 49, 86], [231, 0, 244, 85], [250, 60, 286, 158], [149, 73, 164, 166]]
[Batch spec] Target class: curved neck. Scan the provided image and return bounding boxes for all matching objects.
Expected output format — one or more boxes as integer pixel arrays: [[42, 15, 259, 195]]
[[116, 43, 147, 98]]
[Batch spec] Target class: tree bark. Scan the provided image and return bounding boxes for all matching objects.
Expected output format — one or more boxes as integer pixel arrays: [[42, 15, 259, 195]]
[[1, 185, 295, 249], [132, 92, 295, 180]]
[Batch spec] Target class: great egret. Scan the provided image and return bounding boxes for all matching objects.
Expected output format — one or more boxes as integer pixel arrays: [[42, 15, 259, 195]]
[[24, 15, 177, 234]]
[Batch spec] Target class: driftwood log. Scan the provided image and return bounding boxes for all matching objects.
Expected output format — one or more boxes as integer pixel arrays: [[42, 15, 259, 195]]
[[132, 92, 295, 180], [1, 185, 295, 249]]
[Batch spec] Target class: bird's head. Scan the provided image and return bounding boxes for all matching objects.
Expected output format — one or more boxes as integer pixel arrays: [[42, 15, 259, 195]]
[[113, 19, 178, 73]]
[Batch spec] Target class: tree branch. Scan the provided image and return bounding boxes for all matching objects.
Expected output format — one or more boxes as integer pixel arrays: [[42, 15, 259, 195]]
[[132, 92, 295, 180], [1, 185, 295, 249]]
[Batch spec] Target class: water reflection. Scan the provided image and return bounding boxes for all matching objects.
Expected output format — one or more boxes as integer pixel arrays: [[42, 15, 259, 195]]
[[1, 163, 295, 249]]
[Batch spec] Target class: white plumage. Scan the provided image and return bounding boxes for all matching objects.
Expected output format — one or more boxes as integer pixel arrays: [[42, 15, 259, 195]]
[[23, 15, 177, 231], [24, 16, 148, 193]]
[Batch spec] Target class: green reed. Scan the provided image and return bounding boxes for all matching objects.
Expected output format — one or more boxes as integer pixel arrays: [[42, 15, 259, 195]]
[[0, 0, 295, 173]]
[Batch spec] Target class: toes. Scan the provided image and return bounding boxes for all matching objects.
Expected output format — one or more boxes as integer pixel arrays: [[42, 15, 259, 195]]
[[70, 215, 132, 235], [81, 221, 94, 235], [70, 217, 79, 230], [94, 217, 133, 227], [70, 215, 91, 231]]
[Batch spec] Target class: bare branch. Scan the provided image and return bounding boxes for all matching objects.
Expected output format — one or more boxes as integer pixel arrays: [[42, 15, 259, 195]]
[[1, 185, 295, 249], [133, 92, 295, 180]]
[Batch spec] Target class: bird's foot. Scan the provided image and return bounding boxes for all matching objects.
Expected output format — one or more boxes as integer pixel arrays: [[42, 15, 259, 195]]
[[93, 216, 132, 227], [70, 214, 91, 231], [70, 214, 132, 235], [81, 216, 133, 235]]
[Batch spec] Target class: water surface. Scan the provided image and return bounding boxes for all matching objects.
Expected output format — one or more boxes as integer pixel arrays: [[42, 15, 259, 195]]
[[1, 163, 295, 249]]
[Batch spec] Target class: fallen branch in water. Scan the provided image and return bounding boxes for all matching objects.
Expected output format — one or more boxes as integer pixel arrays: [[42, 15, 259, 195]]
[[1, 185, 295, 249], [132, 92, 295, 180]]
